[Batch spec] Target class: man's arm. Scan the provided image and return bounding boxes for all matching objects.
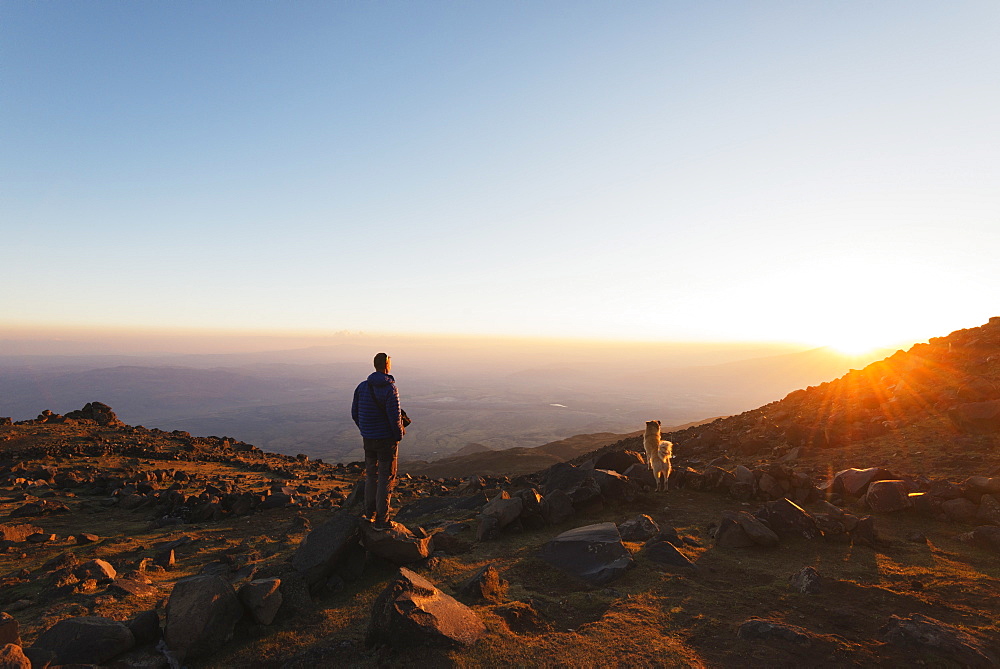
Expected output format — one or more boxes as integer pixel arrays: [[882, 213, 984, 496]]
[[384, 384, 403, 441], [351, 384, 361, 427]]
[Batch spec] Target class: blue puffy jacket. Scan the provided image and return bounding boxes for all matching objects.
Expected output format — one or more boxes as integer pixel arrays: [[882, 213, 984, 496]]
[[352, 372, 403, 441]]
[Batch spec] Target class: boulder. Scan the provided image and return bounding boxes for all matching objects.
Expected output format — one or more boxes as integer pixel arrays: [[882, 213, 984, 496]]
[[941, 498, 979, 522], [736, 511, 780, 547], [975, 494, 1000, 525], [290, 511, 360, 587], [592, 468, 638, 502], [77, 558, 117, 581], [642, 540, 696, 572], [540, 489, 574, 525], [962, 525, 1000, 551], [0, 524, 43, 543], [0, 644, 30, 669], [865, 480, 912, 513], [542, 462, 591, 495], [31, 616, 135, 665], [540, 522, 634, 585], [0, 613, 19, 647], [64, 402, 124, 427], [617, 514, 660, 542], [164, 575, 243, 661], [361, 521, 432, 564], [881, 613, 996, 666], [948, 400, 1000, 433], [623, 463, 657, 489], [109, 578, 160, 599], [714, 515, 755, 549], [962, 476, 1000, 495], [367, 568, 485, 648], [593, 450, 645, 475], [754, 498, 821, 540], [494, 601, 552, 635], [481, 491, 523, 528], [737, 617, 812, 646], [126, 610, 161, 646], [239, 578, 283, 625], [789, 566, 822, 594], [831, 467, 897, 498], [458, 564, 507, 604], [850, 515, 878, 547]]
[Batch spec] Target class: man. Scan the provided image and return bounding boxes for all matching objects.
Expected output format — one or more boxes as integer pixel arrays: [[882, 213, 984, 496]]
[[351, 352, 404, 528]]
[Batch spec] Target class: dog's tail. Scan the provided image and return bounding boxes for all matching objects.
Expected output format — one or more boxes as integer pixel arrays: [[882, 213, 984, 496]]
[[659, 440, 673, 459]]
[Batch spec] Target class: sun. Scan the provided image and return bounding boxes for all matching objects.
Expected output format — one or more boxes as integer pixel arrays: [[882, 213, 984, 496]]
[[828, 338, 880, 356]]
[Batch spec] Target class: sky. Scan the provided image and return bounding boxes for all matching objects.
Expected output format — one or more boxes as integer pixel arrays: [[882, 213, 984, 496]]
[[3, 1, 999, 353]]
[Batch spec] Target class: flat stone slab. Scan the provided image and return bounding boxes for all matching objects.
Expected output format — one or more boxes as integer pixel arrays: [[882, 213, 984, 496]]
[[540, 522, 634, 585]]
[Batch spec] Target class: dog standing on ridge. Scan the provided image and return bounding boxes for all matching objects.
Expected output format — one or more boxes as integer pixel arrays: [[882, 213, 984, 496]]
[[644, 420, 673, 492]]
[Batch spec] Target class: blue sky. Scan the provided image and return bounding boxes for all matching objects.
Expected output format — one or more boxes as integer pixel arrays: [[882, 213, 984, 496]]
[[3, 1, 999, 350]]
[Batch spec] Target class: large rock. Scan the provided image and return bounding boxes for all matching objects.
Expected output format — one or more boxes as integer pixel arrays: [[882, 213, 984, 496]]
[[0, 644, 30, 669], [642, 540, 696, 572], [617, 514, 660, 542], [31, 616, 134, 665], [540, 489, 574, 525], [881, 613, 996, 666], [754, 498, 821, 540], [164, 575, 243, 661], [962, 525, 1000, 552], [593, 450, 645, 475], [361, 521, 432, 564], [459, 564, 507, 604], [0, 524, 43, 543], [623, 463, 657, 489], [290, 511, 360, 587], [0, 612, 20, 646], [736, 511, 780, 547], [367, 568, 485, 648], [737, 617, 813, 646], [64, 401, 124, 426], [975, 494, 1000, 525], [865, 480, 912, 513], [481, 491, 523, 528], [941, 497, 979, 522], [948, 400, 1000, 433], [239, 578, 283, 625], [540, 522, 634, 585], [831, 467, 896, 498], [592, 469, 638, 502], [714, 514, 755, 548]]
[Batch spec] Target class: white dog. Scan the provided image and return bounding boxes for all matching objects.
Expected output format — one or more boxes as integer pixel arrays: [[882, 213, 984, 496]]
[[644, 420, 673, 492]]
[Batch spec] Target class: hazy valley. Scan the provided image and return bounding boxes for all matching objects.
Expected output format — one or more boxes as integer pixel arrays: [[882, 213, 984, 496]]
[[0, 339, 889, 464]]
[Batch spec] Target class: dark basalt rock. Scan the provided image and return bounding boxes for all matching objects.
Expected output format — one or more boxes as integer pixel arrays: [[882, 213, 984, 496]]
[[540, 522, 634, 585], [367, 568, 485, 648], [881, 613, 996, 666], [31, 616, 135, 665], [291, 511, 360, 588], [737, 617, 813, 646], [754, 498, 821, 540], [163, 575, 243, 661]]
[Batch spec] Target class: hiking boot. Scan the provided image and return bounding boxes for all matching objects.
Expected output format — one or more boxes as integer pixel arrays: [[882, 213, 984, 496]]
[[373, 519, 392, 530]]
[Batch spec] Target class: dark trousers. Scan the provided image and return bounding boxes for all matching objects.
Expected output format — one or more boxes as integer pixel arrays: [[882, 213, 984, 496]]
[[363, 437, 398, 523]]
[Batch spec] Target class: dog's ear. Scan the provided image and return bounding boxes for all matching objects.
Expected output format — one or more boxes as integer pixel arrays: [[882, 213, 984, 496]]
[[655, 419, 661, 426]]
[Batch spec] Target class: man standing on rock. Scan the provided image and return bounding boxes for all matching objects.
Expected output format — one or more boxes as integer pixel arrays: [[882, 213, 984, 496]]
[[352, 352, 404, 529]]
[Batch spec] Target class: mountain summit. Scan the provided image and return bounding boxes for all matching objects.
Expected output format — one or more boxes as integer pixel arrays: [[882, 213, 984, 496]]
[[1, 319, 999, 666]]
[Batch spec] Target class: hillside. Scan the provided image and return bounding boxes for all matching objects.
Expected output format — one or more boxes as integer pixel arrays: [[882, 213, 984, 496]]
[[0, 319, 999, 666]]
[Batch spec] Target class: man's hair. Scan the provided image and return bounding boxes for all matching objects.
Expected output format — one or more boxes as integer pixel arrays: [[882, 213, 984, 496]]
[[373, 352, 389, 370]]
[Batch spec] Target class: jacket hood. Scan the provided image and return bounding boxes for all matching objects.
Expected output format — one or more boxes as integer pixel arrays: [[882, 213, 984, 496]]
[[367, 372, 395, 387]]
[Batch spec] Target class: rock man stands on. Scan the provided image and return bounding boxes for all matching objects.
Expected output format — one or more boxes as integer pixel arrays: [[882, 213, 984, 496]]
[[351, 352, 404, 528]]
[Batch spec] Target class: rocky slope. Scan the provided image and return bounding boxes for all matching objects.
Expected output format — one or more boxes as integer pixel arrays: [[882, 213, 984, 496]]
[[0, 319, 999, 667]]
